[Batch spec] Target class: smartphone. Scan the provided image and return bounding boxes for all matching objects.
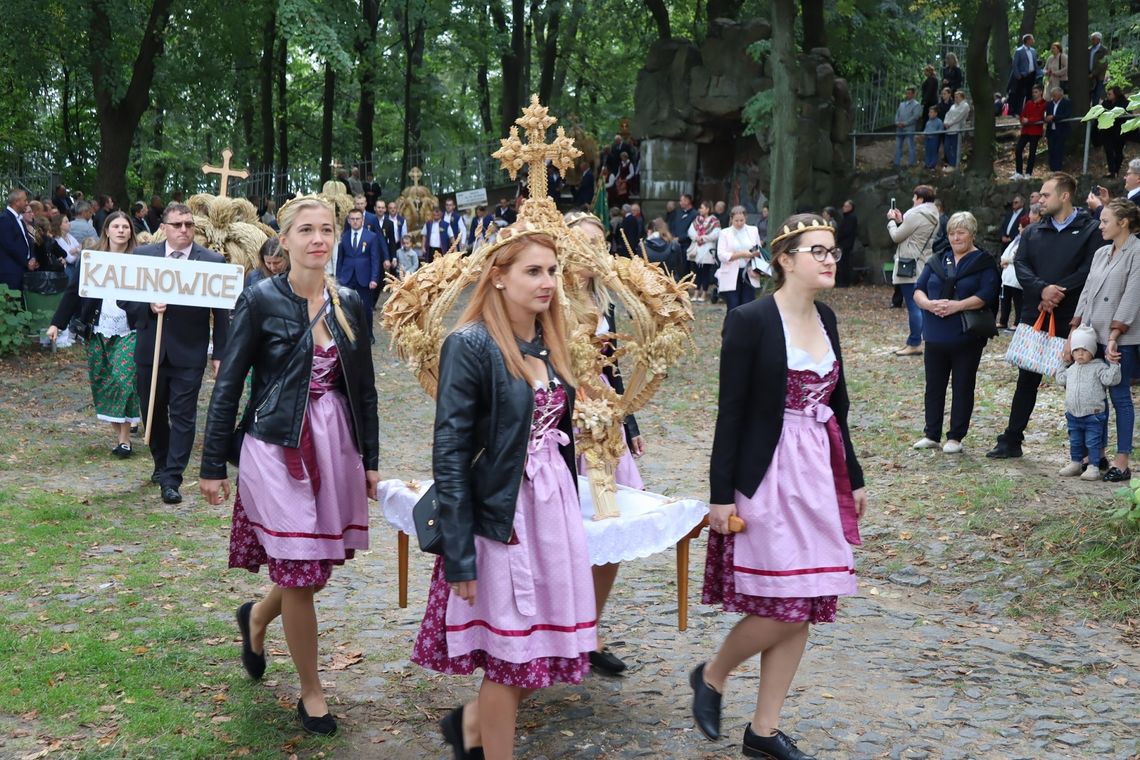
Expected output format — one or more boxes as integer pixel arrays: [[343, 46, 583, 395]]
[[890, 198, 897, 210], [1092, 184, 1102, 195]]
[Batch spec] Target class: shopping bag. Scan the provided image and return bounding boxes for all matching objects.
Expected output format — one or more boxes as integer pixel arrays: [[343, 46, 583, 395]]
[[1005, 311, 1066, 377]]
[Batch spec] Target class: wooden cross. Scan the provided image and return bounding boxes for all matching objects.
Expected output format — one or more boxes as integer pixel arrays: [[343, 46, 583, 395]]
[[408, 166, 423, 186], [492, 94, 581, 200], [201, 149, 249, 198]]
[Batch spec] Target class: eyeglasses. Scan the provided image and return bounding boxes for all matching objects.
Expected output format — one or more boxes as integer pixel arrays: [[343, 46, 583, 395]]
[[787, 245, 842, 262], [166, 221, 195, 229]]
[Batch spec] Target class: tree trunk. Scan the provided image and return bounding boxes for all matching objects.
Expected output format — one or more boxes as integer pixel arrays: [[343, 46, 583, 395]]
[[492, 0, 526, 137], [61, 67, 77, 168], [966, 0, 999, 177], [991, 6, 1011, 99], [276, 37, 289, 198], [537, 0, 561, 105], [400, 0, 426, 188], [152, 101, 166, 193], [477, 62, 494, 138], [525, 0, 539, 98], [706, 0, 742, 20], [1019, 0, 1039, 36], [356, 0, 380, 176], [768, 0, 797, 225], [258, 3, 275, 178], [89, 0, 176, 208], [645, 0, 671, 39], [320, 63, 335, 185], [550, 0, 584, 112], [1067, 0, 1091, 119], [800, 0, 825, 52]]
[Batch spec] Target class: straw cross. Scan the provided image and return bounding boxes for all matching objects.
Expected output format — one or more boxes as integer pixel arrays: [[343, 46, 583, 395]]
[[201, 149, 249, 198], [493, 94, 581, 200]]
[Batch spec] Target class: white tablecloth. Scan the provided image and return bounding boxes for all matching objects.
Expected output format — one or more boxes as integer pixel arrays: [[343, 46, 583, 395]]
[[377, 477, 708, 565]]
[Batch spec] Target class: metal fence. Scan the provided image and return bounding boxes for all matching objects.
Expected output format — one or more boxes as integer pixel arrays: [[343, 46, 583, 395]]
[[850, 42, 970, 133]]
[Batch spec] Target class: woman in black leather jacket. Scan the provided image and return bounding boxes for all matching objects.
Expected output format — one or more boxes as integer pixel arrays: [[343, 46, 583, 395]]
[[410, 228, 597, 760], [199, 196, 378, 737]]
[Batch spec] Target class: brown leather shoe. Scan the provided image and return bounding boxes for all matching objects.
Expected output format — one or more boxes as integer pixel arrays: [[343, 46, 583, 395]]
[[894, 345, 923, 356]]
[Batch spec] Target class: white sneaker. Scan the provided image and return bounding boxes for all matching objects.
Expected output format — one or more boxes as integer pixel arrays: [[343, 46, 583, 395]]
[[942, 440, 963, 454], [1080, 465, 1102, 481], [1058, 461, 1084, 477], [913, 437, 941, 450], [1010, 172, 1022, 180]]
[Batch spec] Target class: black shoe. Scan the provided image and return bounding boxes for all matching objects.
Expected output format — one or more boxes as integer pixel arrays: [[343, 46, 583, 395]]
[[689, 663, 722, 741], [297, 699, 337, 736], [743, 724, 817, 759], [1099, 457, 1110, 472], [985, 442, 1023, 459], [112, 443, 132, 458], [235, 602, 266, 680], [589, 648, 627, 676], [440, 705, 483, 759], [1103, 466, 1131, 482], [150, 471, 162, 484], [130, 424, 139, 434], [161, 486, 182, 504]]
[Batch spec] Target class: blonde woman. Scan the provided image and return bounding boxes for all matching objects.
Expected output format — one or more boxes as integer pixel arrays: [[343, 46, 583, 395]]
[[199, 196, 379, 736], [716, 206, 764, 313]]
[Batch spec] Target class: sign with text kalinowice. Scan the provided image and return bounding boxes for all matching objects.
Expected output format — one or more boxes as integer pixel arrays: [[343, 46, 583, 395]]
[[454, 188, 488, 211], [78, 249, 244, 309]]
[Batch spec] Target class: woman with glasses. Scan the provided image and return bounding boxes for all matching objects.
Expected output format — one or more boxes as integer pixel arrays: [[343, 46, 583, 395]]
[[911, 211, 1000, 454], [715, 205, 765, 314], [690, 214, 866, 760]]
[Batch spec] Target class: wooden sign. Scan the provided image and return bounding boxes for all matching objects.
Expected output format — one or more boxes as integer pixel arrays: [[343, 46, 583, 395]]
[[78, 250, 244, 310]]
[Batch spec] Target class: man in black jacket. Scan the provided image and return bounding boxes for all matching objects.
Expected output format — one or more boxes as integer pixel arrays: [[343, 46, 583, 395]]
[[987, 173, 1103, 459], [122, 204, 230, 503]]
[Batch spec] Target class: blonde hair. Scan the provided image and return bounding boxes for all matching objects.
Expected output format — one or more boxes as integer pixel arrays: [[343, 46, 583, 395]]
[[564, 211, 614, 313], [278, 195, 357, 343], [455, 231, 574, 385]]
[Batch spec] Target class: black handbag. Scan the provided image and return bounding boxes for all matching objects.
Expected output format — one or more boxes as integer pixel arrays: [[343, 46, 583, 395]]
[[228, 306, 327, 467], [895, 258, 917, 278], [412, 448, 484, 555], [68, 315, 93, 341], [962, 308, 999, 339]]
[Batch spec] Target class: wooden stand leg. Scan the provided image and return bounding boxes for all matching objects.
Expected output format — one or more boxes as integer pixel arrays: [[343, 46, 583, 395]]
[[143, 311, 164, 447], [398, 531, 409, 608], [676, 537, 690, 632]]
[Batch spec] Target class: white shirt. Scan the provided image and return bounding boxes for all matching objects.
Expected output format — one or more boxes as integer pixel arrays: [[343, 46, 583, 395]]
[[422, 222, 443, 249], [164, 242, 191, 259], [1127, 187, 1140, 201], [7, 207, 30, 250]]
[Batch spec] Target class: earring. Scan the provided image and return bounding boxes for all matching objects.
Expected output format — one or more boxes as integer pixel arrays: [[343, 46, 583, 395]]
[[495, 283, 505, 290]]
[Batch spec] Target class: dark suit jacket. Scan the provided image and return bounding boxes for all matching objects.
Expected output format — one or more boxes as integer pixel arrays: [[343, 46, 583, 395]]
[[493, 206, 517, 224], [1045, 97, 1072, 137], [343, 211, 380, 235], [0, 208, 31, 290], [710, 296, 862, 505], [1001, 208, 1028, 239], [337, 229, 381, 288], [618, 214, 643, 256], [573, 170, 595, 207], [121, 242, 230, 368]]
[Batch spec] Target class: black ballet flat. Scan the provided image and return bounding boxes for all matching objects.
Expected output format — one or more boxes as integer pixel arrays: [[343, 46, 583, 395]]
[[440, 705, 483, 759], [297, 698, 337, 736], [1103, 466, 1131, 483], [589, 647, 627, 676], [742, 724, 817, 759], [235, 602, 266, 680], [689, 662, 722, 741]]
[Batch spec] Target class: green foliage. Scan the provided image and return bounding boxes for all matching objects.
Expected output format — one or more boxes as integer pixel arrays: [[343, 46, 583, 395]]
[[1104, 48, 1135, 91], [1110, 481, 1140, 533], [0, 286, 41, 357]]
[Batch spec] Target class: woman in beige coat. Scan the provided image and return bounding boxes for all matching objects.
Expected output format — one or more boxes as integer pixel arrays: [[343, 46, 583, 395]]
[[886, 185, 940, 356]]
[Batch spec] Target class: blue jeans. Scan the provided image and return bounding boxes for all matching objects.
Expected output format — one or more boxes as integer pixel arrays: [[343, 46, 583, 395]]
[[722, 274, 755, 313], [898, 283, 923, 346], [944, 133, 959, 166], [1068, 411, 1108, 463], [924, 135, 941, 168], [1098, 343, 1138, 455], [895, 130, 916, 165]]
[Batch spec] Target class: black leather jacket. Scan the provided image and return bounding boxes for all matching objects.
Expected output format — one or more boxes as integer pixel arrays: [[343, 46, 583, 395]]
[[199, 275, 379, 480], [434, 321, 577, 582]]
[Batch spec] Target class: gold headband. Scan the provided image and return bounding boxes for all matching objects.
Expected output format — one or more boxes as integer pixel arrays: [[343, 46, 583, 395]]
[[768, 221, 834, 248]]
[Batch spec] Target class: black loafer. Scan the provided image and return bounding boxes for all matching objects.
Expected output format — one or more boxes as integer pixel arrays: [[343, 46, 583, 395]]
[[589, 648, 627, 676], [440, 705, 484, 759], [235, 602, 266, 680], [985, 442, 1023, 459], [161, 486, 182, 504], [112, 443, 132, 458], [297, 698, 337, 736], [150, 471, 162, 484], [743, 724, 816, 759], [689, 663, 722, 741], [1103, 466, 1131, 482]]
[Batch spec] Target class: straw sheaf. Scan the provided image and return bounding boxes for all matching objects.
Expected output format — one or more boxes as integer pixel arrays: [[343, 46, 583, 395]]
[[320, 180, 355, 229], [144, 193, 269, 274]]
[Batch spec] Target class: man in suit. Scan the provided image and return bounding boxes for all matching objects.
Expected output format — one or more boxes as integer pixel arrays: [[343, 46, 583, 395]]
[[1126, 159, 1140, 207], [92, 195, 115, 235], [669, 193, 698, 252], [52, 185, 74, 218], [440, 198, 467, 252], [364, 175, 382, 211], [0, 188, 32, 292], [1000, 195, 1028, 249], [467, 205, 496, 249], [336, 209, 381, 343], [1043, 87, 1072, 172], [1089, 33, 1109, 104], [572, 161, 595, 208], [345, 194, 379, 235], [1009, 34, 1038, 117], [132, 202, 154, 235], [493, 197, 517, 225], [378, 200, 407, 257], [146, 195, 165, 231], [122, 204, 229, 504], [618, 204, 643, 256], [421, 208, 451, 259]]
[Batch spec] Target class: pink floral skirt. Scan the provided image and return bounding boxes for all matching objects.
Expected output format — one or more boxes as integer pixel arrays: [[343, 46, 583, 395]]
[[229, 495, 353, 589]]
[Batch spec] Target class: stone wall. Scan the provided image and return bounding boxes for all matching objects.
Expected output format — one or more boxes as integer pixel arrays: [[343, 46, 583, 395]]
[[633, 18, 851, 216]]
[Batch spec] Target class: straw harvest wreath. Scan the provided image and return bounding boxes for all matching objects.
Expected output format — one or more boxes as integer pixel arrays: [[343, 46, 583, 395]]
[[139, 194, 275, 274], [381, 95, 693, 519]]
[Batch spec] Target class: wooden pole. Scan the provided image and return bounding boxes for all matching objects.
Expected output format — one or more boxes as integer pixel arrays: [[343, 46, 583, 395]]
[[143, 311, 164, 447]]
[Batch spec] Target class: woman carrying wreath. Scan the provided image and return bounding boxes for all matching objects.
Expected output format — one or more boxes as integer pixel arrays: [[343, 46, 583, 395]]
[[690, 214, 866, 760]]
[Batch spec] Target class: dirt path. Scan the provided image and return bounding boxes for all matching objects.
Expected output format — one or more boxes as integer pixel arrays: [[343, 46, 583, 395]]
[[4, 286, 1138, 758]]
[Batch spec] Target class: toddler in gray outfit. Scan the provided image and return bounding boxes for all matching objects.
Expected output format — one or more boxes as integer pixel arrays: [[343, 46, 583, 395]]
[[1057, 325, 1121, 481]]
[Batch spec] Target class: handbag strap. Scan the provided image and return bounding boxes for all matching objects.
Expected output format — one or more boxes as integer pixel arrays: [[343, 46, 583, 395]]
[[242, 302, 330, 422]]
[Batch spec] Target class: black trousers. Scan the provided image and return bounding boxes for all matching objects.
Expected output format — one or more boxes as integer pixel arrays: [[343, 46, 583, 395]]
[[1046, 130, 1067, 171], [138, 364, 205, 489], [998, 313, 1073, 446], [1104, 134, 1124, 175], [923, 338, 986, 442], [1015, 134, 1041, 175], [999, 285, 1022, 327]]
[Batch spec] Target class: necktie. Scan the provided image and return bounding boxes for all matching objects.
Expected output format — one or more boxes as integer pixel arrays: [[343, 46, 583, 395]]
[[353, 232, 359, 250], [169, 249, 185, 260]]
